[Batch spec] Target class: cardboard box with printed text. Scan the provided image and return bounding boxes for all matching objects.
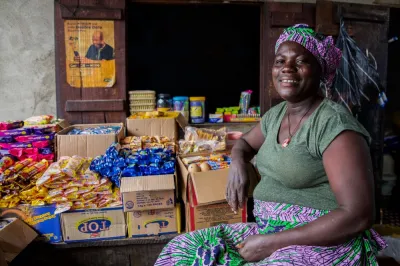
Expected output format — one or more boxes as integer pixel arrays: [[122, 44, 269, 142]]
[[121, 175, 176, 212], [60, 207, 126, 243], [127, 205, 181, 238], [0, 205, 63, 243]]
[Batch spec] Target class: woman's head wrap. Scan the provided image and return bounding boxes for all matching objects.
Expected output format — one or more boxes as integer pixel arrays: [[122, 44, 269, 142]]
[[275, 24, 342, 87]]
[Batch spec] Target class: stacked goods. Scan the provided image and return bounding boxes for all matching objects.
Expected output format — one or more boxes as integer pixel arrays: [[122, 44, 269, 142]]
[[121, 135, 176, 153], [36, 156, 122, 214], [90, 144, 176, 186], [129, 90, 156, 115], [179, 127, 227, 154], [0, 158, 50, 208], [67, 125, 121, 135], [128, 110, 178, 119], [0, 115, 61, 162], [182, 152, 231, 173]]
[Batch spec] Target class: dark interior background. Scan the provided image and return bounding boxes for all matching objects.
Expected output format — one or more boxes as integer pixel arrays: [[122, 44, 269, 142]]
[[126, 3, 260, 116]]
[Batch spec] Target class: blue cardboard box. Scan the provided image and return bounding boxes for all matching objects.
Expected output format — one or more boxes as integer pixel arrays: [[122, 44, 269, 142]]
[[0, 205, 63, 243]]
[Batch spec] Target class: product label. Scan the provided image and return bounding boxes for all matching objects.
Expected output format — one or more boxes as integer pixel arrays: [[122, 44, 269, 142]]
[[76, 217, 112, 237], [190, 106, 203, 118]]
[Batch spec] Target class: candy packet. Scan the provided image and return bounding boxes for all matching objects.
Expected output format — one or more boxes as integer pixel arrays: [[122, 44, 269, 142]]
[[15, 133, 55, 143], [0, 128, 31, 137], [0, 121, 24, 130], [24, 115, 54, 126], [62, 155, 84, 177]]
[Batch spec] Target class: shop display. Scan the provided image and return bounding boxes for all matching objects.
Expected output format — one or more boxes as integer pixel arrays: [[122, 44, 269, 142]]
[[90, 143, 176, 187], [121, 135, 175, 153], [239, 90, 253, 114], [179, 126, 226, 154], [24, 115, 54, 126], [0, 159, 50, 208], [173, 96, 189, 120], [129, 110, 179, 119], [183, 152, 231, 173], [35, 156, 121, 214], [67, 126, 121, 135], [129, 90, 156, 115], [190, 97, 206, 124], [157, 93, 173, 112], [209, 114, 223, 123], [0, 121, 24, 130]]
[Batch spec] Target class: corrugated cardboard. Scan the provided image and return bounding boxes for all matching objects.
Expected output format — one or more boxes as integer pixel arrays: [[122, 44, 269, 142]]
[[177, 155, 258, 205], [186, 203, 246, 232], [61, 207, 126, 243], [0, 205, 63, 243], [56, 123, 125, 159], [127, 205, 181, 238], [0, 218, 37, 264], [177, 155, 257, 232], [121, 175, 175, 212], [126, 113, 188, 140]]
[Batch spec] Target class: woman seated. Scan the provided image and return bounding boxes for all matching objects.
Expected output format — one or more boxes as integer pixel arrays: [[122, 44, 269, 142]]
[[155, 24, 386, 265]]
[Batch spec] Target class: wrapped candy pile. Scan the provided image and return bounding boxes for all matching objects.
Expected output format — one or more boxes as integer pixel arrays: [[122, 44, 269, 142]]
[[90, 144, 176, 187], [0, 158, 50, 208], [36, 156, 122, 214], [67, 125, 121, 135], [0, 115, 58, 161]]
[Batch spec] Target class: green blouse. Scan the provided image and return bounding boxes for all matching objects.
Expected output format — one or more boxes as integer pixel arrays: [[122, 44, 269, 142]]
[[254, 98, 370, 210]]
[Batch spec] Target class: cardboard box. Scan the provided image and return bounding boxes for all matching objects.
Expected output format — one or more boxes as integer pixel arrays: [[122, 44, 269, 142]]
[[121, 175, 175, 212], [126, 113, 187, 140], [0, 205, 63, 243], [56, 123, 125, 159], [177, 155, 258, 231], [127, 205, 181, 238], [0, 218, 37, 264], [177, 155, 258, 204], [186, 202, 245, 232], [61, 207, 126, 243]]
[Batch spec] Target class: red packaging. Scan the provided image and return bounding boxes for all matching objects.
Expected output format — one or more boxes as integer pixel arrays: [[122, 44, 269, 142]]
[[32, 141, 51, 148], [15, 133, 55, 143]]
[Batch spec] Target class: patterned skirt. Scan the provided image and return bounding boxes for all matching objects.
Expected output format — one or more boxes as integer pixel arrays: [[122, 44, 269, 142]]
[[155, 200, 386, 265]]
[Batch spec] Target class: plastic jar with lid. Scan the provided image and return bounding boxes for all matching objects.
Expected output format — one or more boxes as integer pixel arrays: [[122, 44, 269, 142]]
[[157, 94, 172, 112], [173, 96, 189, 119], [189, 97, 206, 124]]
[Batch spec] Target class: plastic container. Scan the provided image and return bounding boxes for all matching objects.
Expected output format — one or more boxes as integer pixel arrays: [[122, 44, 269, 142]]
[[157, 94, 172, 112], [173, 96, 189, 120], [190, 97, 206, 124]]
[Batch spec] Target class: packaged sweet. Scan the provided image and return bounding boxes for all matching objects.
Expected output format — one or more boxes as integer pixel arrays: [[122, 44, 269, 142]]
[[32, 140, 52, 148], [239, 90, 253, 114], [18, 160, 49, 181], [32, 126, 54, 135], [0, 121, 24, 130], [36, 158, 68, 187], [38, 153, 55, 162], [55, 202, 72, 214], [0, 158, 33, 181], [61, 156, 84, 177], [24, 115, 54, 126], [0, 128, 31, 137], [0, 156, 15, 174], [0, 136, 15, 143], [38, 147, 54, 155], [0, 142, 33, 150], [15, 133, 55, 143], [184, 127, 227, 142], [67, 126, 121, 135]]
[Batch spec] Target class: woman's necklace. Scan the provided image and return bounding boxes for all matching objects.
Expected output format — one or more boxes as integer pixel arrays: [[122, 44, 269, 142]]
[[281, 102, 314, 148]]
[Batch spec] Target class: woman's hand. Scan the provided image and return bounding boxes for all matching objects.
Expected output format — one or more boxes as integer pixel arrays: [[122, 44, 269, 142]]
[[237, 235, 277, 262], [226, 161, 249, 212]]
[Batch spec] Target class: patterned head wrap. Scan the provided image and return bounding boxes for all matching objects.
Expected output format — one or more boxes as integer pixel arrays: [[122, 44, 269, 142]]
[[275, 24, 342, 87]]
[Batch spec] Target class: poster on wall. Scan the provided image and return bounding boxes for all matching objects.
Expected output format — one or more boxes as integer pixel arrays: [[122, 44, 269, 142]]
[[64, 20, 115, 88]]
